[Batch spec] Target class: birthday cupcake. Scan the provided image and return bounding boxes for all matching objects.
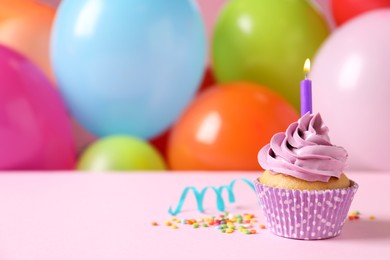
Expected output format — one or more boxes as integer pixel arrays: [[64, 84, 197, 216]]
[[254, 112, 358, 240]]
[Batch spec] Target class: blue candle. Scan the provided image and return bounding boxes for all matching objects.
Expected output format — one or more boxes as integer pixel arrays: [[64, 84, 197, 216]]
[[300, 59, 312, 116]]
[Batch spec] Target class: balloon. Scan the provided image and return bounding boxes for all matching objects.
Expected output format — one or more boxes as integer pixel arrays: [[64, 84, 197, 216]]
[[0, 44, 75, 170], [196, 0, 228, 40], [197, 66, 216, 94], [212, 0, 329, 109], [149, 67, 216, 159], [71, 119, 96, 154], [167, 82, 299, 170], [0, 0, 55, 81], [77, 136, 166, 171], [310, 0, 336, 30], [311, 10, 390, 170], [36, 0, 60, 7], [332, 0, 390, 26], [51, 0, 206, 139]]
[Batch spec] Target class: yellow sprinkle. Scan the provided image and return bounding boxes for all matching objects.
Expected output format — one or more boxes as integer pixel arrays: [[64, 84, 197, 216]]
[[171, 217, 177, 221], [244, 216, 251, 221], [250, 219, 258, 223], [226, 228, 234, 233], [165, 221, 172, 226], [230, 217, 237, 222], [369, 216, 376, 220], [171, 225, 178, 229], [176, 220, 182, 223]]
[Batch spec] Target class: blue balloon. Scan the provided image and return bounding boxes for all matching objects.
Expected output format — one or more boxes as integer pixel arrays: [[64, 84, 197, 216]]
[[51, 0, 206, 138]]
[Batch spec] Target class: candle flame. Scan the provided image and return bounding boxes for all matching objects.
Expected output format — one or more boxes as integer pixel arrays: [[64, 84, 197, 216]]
[[303, 58, 311, 74]]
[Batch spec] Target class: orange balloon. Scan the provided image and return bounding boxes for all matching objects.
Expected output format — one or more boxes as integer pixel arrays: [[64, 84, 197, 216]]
[[0, 0, 55, 81], [167, 82, 299, 170]]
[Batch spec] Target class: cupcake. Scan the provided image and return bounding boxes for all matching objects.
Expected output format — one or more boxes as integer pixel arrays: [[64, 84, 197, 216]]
[[254, 112, 358, 240]]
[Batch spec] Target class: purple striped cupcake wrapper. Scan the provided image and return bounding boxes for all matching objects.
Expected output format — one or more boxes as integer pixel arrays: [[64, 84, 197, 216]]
[[254, 179, 359, 240]]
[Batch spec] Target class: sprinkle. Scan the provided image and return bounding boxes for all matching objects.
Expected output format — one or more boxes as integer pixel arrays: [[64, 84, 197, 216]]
[[354, 211, 360, 215], [354, 215, 360, 220], [369, 216, 376, 220], [348, 216, 354, 221], [226, 228, 234, 233], [154, 211, 260, 236]]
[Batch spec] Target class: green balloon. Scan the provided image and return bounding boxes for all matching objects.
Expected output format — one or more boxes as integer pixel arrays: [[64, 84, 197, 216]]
[[212, 0, 329, 109], [77, 136, 166, 171]]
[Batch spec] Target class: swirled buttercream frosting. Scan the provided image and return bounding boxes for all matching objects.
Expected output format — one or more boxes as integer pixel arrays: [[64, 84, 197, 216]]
[[258, 113, 347, 182]]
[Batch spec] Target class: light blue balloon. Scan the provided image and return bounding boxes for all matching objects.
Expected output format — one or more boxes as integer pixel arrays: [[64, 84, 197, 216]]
[[51, 0, 206, 138]]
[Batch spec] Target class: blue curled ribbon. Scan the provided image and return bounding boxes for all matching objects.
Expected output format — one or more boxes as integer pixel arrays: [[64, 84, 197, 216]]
[[168, 178, 255, 216]]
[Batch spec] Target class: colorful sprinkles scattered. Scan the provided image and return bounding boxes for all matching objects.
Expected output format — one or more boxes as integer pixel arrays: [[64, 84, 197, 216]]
[[152, 212, 266, 235], [348, 210, 375, 221], [153, 210, 374, 234]]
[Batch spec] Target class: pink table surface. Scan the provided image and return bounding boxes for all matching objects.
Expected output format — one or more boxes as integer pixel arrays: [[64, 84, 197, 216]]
[[0, 171, 389, 260]]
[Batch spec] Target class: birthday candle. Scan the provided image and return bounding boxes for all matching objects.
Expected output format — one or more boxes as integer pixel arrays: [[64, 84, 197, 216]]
[[300, 58, 312, 116]]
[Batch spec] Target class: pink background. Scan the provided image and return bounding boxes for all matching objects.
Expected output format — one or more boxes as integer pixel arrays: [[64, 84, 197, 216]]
[[0, 171, 389, 259]]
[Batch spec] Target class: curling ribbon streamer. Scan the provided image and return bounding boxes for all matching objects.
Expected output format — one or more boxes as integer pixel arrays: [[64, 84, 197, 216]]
[[168, 178, 255, 216]]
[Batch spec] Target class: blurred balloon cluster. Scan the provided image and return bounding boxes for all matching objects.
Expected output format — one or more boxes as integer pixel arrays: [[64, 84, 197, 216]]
[[1, 0, 389, 172]]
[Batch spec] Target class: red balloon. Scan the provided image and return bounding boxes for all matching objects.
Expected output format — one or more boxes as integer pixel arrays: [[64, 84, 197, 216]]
[[149, 67, 216, 160], [332, 0, 390, 26], [167, 82, 299, 170], [197, 66, 216, 94]]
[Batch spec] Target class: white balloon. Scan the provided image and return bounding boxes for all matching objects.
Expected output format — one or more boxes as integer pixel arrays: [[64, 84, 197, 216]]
[[312, 10, 390, 171]]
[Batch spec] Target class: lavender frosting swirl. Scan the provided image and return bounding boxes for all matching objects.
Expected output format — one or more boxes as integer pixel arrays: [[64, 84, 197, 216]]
[[258, 113, 347, 182]]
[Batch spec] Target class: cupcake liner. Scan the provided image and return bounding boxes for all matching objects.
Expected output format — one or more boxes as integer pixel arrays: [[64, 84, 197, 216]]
[[254, 179, 359, 240]]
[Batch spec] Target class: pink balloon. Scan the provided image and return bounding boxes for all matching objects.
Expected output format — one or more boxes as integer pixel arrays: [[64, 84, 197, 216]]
[[196, 0, 227, 40], [310, 0, 336, 30], [311, 10, 390, 170], [0, 44, 76, 170]]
